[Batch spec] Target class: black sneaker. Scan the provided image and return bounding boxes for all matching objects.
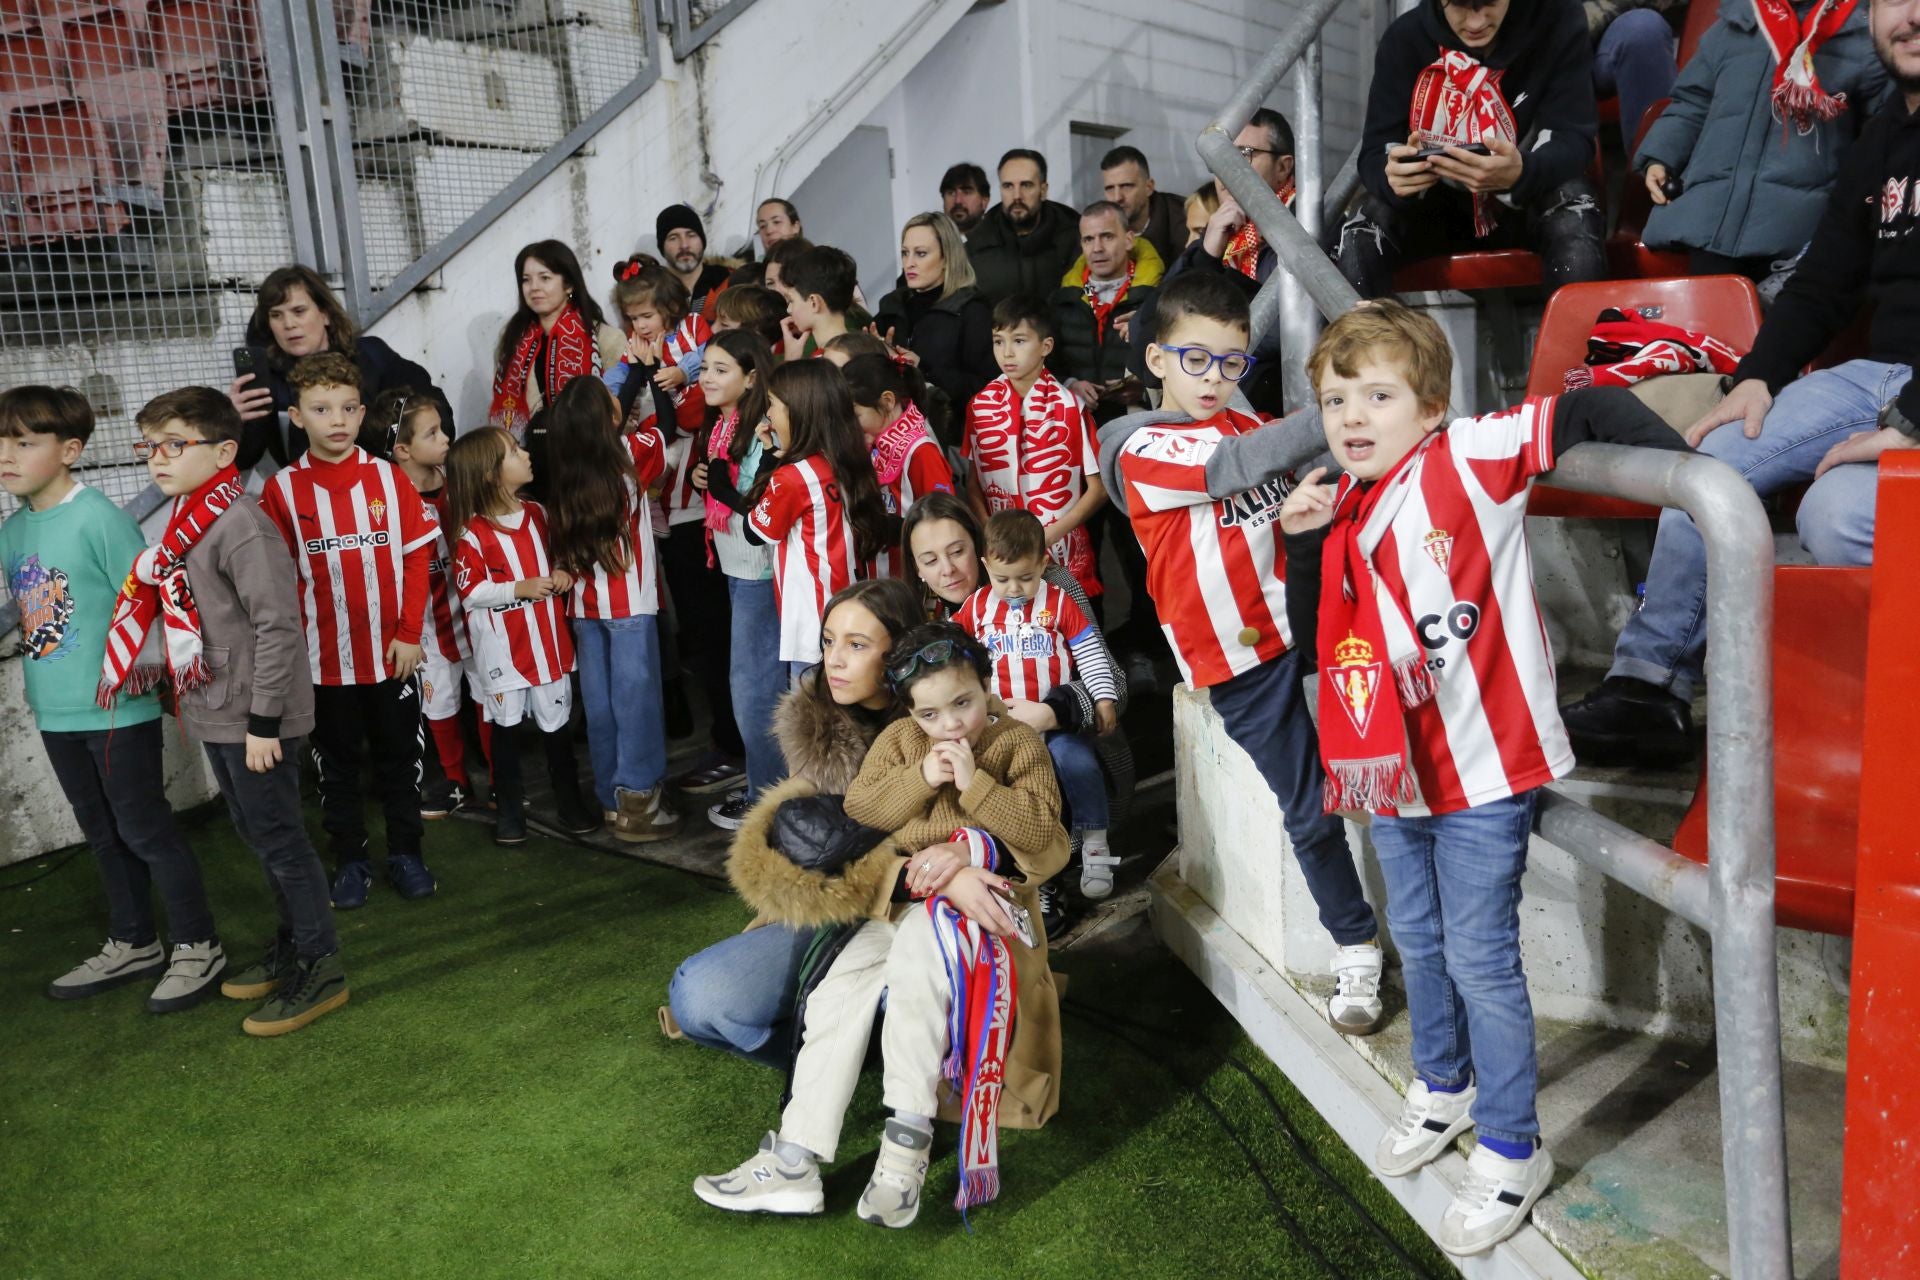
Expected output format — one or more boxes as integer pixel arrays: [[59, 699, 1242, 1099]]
[[495, 803, 529, 847], [707, 789, 753, 831], [420, 778, 462, 821], [673, 757, 746, 796], [1560, 676, 1694, 767], [553, 784, 602, 837], [1038, 881, 1072, 942]]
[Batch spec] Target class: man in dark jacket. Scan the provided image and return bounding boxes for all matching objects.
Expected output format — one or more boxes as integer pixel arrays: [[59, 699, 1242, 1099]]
[[1051, 201, 1161, 416], [1561, 1, 1920, 765], [655, 203, 731, 312], [965, 149, 1083, 305], [1100, 144, 1189, 266], [1336, 0, 1606, 299]]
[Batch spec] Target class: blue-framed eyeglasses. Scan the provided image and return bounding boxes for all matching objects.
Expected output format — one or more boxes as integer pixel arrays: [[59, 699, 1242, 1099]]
[[1159, 345, 1258, 382]]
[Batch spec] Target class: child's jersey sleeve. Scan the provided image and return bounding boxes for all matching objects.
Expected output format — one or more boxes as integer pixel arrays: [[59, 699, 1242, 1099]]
[[627, 427, 668, 489], [1450, 396, 1557, 503], [1116, 427, 1220, 513], [747, 463, 805, 543], [905, 438, 954, 497]]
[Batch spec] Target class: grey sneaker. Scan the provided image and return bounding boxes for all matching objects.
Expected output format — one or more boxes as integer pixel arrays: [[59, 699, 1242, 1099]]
[[147, 940, 228, 1013], [1376, 1078, 1476, 1177], [856, 1119, 932, 1228], [46, 938, 164, 1001], [1329, 942, 1385, 1036], [693, 1131, 824, 1216]]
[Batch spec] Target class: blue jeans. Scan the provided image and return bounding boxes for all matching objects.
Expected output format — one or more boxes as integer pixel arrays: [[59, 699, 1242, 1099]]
[[1611, 360, 1910, 699], [1046, 729, 1109, 833], [1594, 8, 1676, 152], [1372, 790, 1539, 1146], [728, 576, 788, 801], [668, 923, 815, 1068], [574, 614, 668, 810], [1208, 650, 1378, 946]]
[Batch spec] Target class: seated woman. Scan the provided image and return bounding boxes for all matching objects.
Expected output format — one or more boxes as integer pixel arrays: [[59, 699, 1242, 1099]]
[[663, 578, 922, 1067], [695, 621, 1067, 1227]]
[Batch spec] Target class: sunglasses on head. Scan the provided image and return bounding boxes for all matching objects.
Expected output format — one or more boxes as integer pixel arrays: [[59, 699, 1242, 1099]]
[[886, 637, 981, 687]]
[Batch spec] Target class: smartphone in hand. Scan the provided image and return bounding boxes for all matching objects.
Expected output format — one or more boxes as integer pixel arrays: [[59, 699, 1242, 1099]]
[[1411, 141, 1491, 162], [990, 884, 1038, 949], [232, 346, 259, 381]]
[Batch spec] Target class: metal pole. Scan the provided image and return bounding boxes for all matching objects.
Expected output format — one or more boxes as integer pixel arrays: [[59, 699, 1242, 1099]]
[[1209, 0, 1347, 138], [1321, 139, 1362, 231], [310, 0, 371, 318], [1275, 38, 1326, 411], [257, 0, 320, 270], [1200, 128, 1358, 330], [1534, 791, 1711, 929]]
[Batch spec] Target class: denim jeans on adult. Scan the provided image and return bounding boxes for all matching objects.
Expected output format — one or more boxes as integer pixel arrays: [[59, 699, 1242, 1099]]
[[668, 923, 816, 1068], [1206, 649, 1378, 947], [1611, 360, 1912, 699], [574, 614, 668, 811], [1371, 790, 1539, 1146], [728, 575, 789, 801], [1045, 729, 1109, 833], [1594, 8, 1677, 153], [40, 717, 217, 946], [205, 737, 339, 958]]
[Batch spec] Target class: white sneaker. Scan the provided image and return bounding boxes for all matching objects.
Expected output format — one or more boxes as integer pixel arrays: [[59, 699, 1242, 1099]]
[[1078, 837, 1121, 900], [1376, 1079, 1476, 1176], [147, 940, 228, 1013], [1438, 1142, 1555, 1256], [856, 1118, 932, 1228], [693, 1131, 824, 1215], [1328, 942, 1385, 1035], [46, 938, 164, 1001]]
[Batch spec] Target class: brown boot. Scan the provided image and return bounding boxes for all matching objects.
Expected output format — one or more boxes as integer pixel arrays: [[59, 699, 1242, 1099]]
[[614, 785, 682, 843]]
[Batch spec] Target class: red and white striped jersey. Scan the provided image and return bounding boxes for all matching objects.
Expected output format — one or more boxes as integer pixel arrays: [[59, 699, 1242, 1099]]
[[417, 479, 470, 664], [872, 432, 954, 580], [952, 579, 1090, 702], [748, 454, 859, 663], [651, 381, 709, 526], [454, 502, 576, 693], [1338, 399, 1572, 816], [965, 372, 1104, 596], [261, 447, 435, 686], [1115, 409, 1292, 689], [569, 428, 668, 619]]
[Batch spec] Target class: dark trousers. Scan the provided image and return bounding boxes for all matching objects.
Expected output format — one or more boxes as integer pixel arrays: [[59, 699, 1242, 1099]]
[[1689, 249, 1774, 283], [1207, 649, 1378, 946], [662, 521, 743, 758], [310, 678, 424, 865], [40, 717, 217, 946], [205, 738, 339, 958], [1336, 178, 1606, 300]]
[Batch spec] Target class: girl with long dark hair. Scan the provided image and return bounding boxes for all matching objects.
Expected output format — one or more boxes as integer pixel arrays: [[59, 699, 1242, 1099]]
[[840, 353, 954, 579], [488, 240, 625, 434]]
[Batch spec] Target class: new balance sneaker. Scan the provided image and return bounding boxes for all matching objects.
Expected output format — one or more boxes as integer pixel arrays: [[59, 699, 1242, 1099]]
[[1437, 1142, 1555, 1256], [420, 778, 463, 821], [46, 938, 164, 1001], [1376, 1079, 1477, 1177], [330, 860, 373, 910], [856, 1119, 932, 1228], [706, 790, 752, 832], [222, 935, 295, 1001], [1329, 942, 1385, 1036], [386, 853, 437, 901], [615, 785, 682, 844], [242, 952, 349, 1037], [146, 940, 227, 1013], [693, 1132, 824, 1216]]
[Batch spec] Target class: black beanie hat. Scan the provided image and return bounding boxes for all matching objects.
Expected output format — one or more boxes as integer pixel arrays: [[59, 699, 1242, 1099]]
[[656, 203, 706, 248]]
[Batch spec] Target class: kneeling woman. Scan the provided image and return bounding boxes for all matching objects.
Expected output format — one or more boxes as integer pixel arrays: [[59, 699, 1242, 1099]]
[[696, 622, 1067, 1226]]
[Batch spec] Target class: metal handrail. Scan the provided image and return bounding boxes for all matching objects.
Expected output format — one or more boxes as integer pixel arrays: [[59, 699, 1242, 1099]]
[[1195, 12, 1793, 1279]]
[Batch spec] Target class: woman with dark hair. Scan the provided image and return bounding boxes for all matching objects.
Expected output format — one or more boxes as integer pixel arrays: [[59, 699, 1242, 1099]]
[[488, 240, 626, 435], [227, 264, 453, 471], [663, 576, 923, 1066]]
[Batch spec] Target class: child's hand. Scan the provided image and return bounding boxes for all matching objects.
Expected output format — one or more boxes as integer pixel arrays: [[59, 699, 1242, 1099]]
[[1645, 162, 1671, 206], [624, 333, 651, 366], [753, 417, 777, 450], [905, 841, 970, 898], [244, 733, 282, 774], [387, 639, 424, 681], [943, 866, 1015, 937], [515, 575, 556, 600], [690, 461, 709, 491], [942, 737, 977, 793], [654, 366, 688, 391], [780, 316, 807, 358], [922, 748, 955, 789], [1042, 520, 1068, 549], [1279, 466, 1338, 536], [1095, 699, 1118, 736], [550, 569, 573, 593]]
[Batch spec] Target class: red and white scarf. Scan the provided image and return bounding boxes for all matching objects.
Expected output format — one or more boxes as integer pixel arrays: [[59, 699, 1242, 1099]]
[[1220, 181, 1296, 280], [489, 302, 598, 436], [1562, 306, 1746, 390], [97, 466, 246, 708], [1753, 0, 1860, 136], [1409, 49, 1518, 237], [968, 373, 1100, 594], [927, 887, 1017, 1215], [1077, 256, 1137, 338], [869, 402, 933, 487], [1315, 440, 1442, 812]]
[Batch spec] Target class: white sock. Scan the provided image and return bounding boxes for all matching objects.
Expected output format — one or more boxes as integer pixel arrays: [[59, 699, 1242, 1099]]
[[892, 1111, 932, 1134], [1083, 830, 1111, 856], [773, 1136, 817, 1166]]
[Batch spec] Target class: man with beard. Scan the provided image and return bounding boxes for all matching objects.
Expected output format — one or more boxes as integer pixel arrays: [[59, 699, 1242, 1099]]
[[939, 162, 991, 235], [1562, 0, 1920, 765], [965, 149, 1083, 305], [1099, 144, 1189, 266], [655, 203, 731, 313]]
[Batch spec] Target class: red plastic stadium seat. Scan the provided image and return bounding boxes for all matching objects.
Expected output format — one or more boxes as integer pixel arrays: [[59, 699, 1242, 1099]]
[[1672, 566, 1869, 935], [0, 30, 71, 108], [1678, 0, 1718, 69], [0, 98, 128, 243], [1525, 274, 1762, 517], [63, 8, 168, 193], [1608, 99, 1692, 279], [146, 0, 234, 111], [1393, 249, 1543, 293]]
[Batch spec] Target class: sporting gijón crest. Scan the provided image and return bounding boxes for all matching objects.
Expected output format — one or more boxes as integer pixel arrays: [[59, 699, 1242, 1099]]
[[1330, 633, 1384, 738], [1422, 528, 1454, 575]]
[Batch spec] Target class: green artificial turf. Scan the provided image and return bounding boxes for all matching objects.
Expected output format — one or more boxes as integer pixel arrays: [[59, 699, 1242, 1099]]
[[0, 809, 1455, 1280]]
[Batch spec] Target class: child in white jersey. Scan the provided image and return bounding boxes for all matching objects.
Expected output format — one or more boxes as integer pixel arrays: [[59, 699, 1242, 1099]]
[[1280, 300, 1687, 1256]]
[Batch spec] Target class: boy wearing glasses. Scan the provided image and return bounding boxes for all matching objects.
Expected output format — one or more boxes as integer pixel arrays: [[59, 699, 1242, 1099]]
[[1097, 271, 1388, 1037], [128, 387, 347, 1036], [0, 385, 224, 1014]]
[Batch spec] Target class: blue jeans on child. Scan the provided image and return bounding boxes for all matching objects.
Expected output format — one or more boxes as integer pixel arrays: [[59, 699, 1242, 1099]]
[[574, 614, 668, 810], [1371, 790, 1539, 1147], [669, 923, 816, 1068], [728, 576, 788, 801], [1207, 648, 1378, 947], [1610, 360, 1910, 700], [1045, 729, 1108, 833]]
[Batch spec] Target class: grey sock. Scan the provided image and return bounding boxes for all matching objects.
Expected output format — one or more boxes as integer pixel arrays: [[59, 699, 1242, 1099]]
[[773, 1137, 816, 1166], [891, 1111, 933, 1135]]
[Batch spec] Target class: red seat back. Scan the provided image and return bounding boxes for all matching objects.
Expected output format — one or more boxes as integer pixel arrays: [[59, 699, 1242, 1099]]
[[1678, 0, 1718, 68]]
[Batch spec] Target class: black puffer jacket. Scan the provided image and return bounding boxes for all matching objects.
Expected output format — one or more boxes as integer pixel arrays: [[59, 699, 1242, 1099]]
[[871, 283, 997, 448], [965, 200, 1084, 305], [236, 335, 454, 471]]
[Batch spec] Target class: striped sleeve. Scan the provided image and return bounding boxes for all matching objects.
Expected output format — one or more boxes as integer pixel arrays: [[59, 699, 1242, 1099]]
[[1117, 429, 1219, 512], [1064, 626, 1117, 703]]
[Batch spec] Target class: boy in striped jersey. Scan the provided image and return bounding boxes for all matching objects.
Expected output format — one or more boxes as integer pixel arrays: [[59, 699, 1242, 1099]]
[[1282, 301, 1684, 1255], [1096, 271, 1386, 1037], [261, 354, 438, 910]]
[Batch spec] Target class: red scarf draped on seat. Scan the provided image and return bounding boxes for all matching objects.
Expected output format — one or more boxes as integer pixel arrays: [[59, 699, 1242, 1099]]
[[1408, 48, 1518, 237], [1753, 0, 1861, 136], [489, 303, 598, 436], [1562, 306, 1746, 390]]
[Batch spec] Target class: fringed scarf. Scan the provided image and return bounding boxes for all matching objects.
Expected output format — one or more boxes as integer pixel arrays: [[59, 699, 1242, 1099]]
[[1315, 440, 1442, 813], [97, 466, 245, 708], [1076, 256, 1137, 338], [1220, 181, 1296, 280], [927, 887, 1018, 1216], [870, 403, 933, 487], [967, 373, 1101, 594], [489, 302, 598, 437], [1753, 0, 1860, 136], [1409, 49, 1518, 237], [1562, 306, 1746, 390], [704, 408, 742, 535]]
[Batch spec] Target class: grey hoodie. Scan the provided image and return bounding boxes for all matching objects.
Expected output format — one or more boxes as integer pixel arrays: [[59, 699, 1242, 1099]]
[[1095, 403, 1337, 517]]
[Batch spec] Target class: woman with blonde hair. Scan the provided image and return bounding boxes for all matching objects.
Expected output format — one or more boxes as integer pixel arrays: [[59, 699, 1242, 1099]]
[[1183, 181, 1221, 250], [872, 212, 996, 448]]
